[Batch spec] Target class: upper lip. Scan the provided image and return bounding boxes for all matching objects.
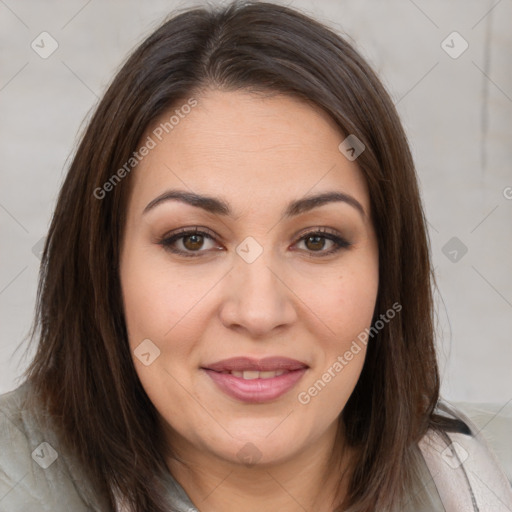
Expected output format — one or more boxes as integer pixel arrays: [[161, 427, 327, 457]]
[[203, 357, 309, 372]]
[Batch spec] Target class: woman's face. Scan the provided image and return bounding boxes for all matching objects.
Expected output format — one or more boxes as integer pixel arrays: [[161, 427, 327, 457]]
[[120, 90, 379, 467]]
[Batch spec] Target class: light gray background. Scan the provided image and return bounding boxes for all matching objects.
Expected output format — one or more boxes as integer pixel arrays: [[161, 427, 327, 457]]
[[1, 0, 511, 404]]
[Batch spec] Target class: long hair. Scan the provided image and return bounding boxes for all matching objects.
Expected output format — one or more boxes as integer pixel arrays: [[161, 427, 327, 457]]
[[23, 2, 449, 510]]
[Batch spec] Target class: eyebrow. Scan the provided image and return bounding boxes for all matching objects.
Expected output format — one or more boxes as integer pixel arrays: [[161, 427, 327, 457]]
[[142, 189, 366, 219]]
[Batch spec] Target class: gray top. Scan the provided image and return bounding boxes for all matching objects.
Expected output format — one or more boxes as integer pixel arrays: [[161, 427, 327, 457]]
[[0, 382, 510, 511]]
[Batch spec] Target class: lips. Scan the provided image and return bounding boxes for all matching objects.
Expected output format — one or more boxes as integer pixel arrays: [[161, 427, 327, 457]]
[[202, 357, 308, 403]]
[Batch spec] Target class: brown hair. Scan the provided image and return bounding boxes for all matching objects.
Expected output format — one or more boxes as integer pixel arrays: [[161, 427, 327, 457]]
[[23, 1, 454, 510]]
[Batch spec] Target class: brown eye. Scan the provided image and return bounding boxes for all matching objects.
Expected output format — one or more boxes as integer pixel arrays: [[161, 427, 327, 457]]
[[159, 228, 219, 257], [183, 234, 205, 251], [304, 235, 326, 251], [294, 229, 351, 257]]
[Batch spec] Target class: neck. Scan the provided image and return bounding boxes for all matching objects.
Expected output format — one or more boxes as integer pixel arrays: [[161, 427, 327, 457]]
[[165, 421, 353, 512]]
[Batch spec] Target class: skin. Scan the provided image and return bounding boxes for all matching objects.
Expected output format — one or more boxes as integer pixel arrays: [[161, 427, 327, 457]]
[[120, 89, 379, 511]]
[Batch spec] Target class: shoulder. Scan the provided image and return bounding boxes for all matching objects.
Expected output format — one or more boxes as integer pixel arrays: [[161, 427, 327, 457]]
[[0, 382, 107, 512], [450, 400, 512, 482], [418, 399, 512, 511]]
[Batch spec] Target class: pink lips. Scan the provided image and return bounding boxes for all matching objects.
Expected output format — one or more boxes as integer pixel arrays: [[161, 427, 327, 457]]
[[202, 357, 308, 403]]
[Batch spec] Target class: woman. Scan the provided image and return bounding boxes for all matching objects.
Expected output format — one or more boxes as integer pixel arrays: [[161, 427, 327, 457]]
[[1, 2, 510, 511]]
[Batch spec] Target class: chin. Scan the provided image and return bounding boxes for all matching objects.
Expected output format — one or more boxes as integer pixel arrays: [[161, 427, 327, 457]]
[[205, 422, 313, 467]]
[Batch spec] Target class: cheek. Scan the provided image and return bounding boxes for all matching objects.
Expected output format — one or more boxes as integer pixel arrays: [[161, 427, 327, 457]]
[[120, 251, 205, 411], [120, 246, 223, 407], [120, 246, 213, 347], [303, 258, 379, 344], [295, 285, 374, 422], [294, 251, 378, 408]]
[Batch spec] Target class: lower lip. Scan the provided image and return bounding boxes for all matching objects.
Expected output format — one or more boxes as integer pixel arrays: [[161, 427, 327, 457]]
[[203, 369, 307, 403]]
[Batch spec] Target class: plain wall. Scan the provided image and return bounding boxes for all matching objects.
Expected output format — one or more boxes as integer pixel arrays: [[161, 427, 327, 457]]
[[1, 0, 511, 404]]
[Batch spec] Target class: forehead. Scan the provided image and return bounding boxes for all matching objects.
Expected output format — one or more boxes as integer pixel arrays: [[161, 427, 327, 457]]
[[128, 89, 370, 216]]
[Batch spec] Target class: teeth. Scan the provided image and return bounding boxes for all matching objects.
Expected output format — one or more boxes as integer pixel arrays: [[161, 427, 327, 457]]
[[243, 370, 260, 380], [230, 370, 287, 379], [260, 371, 282, 378]]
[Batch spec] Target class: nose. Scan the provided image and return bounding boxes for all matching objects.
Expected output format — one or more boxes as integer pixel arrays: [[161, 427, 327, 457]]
[[218, 250, 298, 338]]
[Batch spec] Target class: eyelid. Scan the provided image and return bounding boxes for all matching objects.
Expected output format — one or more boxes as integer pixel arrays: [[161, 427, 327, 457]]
[[158, 226, 221, 258], [161, 225, 218, 240], [293, 225, 345, 241], [292, 227, 351, 256]]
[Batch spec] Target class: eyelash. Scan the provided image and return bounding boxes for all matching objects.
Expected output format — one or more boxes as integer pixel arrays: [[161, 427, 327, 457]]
[[158, 226, 351, 258]]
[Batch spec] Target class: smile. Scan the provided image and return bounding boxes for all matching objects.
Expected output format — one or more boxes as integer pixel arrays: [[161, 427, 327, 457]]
[[202, 356, 308, 403]]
